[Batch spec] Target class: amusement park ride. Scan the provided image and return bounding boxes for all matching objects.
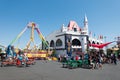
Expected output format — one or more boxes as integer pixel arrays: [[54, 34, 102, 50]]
[[8, 22, 50, 59], [0, 22, 52, 67], [10, 22, 49, 49]]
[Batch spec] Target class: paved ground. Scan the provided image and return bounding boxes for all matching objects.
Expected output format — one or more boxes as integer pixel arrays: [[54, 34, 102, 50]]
[[0, 60, 120, 80]]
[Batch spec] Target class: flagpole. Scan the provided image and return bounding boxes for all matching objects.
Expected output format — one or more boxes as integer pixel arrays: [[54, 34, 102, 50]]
[[104, 36, 107, 54]]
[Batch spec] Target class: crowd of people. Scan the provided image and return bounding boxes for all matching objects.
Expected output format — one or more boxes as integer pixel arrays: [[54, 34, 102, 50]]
[[0, 45, 119, 69], [58, 50, 119, 70]]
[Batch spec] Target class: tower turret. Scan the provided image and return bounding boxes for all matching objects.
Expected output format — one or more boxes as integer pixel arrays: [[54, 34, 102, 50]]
[[83, 14, 89, 35]]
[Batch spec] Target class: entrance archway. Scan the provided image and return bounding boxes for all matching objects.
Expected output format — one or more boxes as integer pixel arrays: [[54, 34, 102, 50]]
[[72, 39, 81, 46]]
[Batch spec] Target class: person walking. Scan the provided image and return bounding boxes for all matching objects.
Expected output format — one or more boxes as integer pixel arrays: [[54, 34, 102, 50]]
[[113, 54, 117, 65]]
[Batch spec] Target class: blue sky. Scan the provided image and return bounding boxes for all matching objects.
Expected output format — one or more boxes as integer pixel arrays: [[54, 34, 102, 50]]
[[0, 0, 120, 48]]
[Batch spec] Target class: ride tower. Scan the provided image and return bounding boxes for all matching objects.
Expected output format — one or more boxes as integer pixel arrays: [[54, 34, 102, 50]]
[[26, 22, 37, 50]]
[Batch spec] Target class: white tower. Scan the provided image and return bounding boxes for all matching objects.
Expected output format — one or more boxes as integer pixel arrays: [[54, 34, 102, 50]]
[[84, 14, 89, 35], [81, 14, 89, 54]]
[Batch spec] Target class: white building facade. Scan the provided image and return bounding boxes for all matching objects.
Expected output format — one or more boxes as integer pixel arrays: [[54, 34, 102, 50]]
[[45, 15, 103, 56]]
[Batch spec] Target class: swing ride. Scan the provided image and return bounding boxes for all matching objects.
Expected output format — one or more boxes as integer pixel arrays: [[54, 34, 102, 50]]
[[9, 22, 49, 59]]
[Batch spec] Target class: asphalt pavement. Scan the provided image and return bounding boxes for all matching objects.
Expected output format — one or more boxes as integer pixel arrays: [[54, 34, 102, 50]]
[[0, 60, 120, 80]]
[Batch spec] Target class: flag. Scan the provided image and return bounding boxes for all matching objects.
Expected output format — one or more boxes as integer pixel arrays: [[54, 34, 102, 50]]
[[100, 35, 103, 39], [89, 31, 92, 37], [98, 35, 104, 40]]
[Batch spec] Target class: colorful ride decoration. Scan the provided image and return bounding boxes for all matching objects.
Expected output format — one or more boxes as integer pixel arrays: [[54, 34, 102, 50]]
[[6, 45, 17, 58], [24, 50, 48, 59], [65, 34, 72, 57]]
